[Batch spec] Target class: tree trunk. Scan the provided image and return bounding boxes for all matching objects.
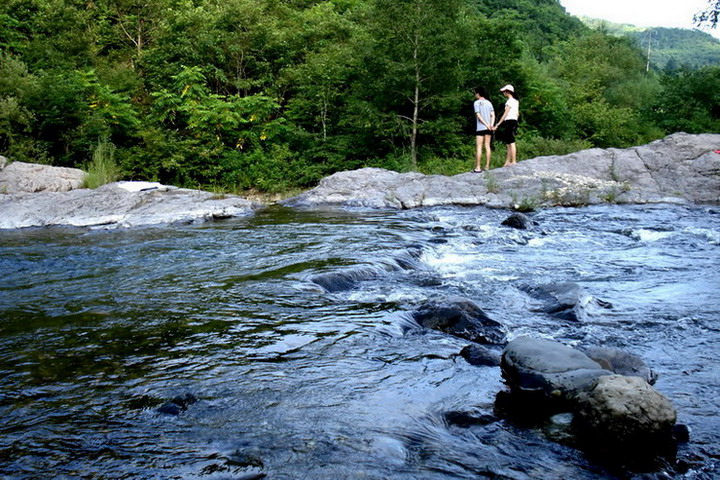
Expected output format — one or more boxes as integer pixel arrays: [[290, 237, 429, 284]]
[[411, 34, 420, 170]]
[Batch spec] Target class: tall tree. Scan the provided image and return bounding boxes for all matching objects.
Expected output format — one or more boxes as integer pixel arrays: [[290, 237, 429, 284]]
[[364, 0, 469, 168]]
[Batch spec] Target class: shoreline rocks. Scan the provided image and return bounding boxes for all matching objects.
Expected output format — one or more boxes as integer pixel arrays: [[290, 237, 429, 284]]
[[0, 181, 260, 229], [284, 133, 720, 209], [0, 159, 86, 194]]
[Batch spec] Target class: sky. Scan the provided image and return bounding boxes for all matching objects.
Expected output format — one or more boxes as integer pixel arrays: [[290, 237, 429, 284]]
[[560, 0, 720, 39]]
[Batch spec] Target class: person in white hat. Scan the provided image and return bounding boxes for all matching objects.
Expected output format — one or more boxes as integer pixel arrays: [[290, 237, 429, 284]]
[[494, 84, 519, 166]]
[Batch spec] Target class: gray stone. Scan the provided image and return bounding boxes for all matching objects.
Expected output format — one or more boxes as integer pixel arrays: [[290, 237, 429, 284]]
[[521, 282, 612, 322], [0, 161, 86, 193], [582, 346, 658, 385], [412, 298, 506, 344], [0, 182, 259, 229], [283, 133, 720, 209], [501, 336, 613, 402], [501, 212, 534, 229], [460, 344, 501, 366], [575, 375, 677, 444]]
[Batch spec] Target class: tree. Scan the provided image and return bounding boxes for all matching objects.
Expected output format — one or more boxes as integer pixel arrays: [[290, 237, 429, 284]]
[[363, 0, 469, 168], [548, 31, 652, 147], [651, 66, 720, 134], [695, 0, 720, 28]]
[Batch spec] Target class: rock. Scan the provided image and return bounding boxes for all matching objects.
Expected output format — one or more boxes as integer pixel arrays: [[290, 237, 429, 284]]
[[501, 212, 534, 230], [521, 282, 612, 322], [575, 375, 677, 446], [444, 409, 497, 428], [310, 263, 397, 293], [0, 161, 86, 193], [672, 424, 690, 443], [157, 393, 198, 415], [500, 336, 612, 404], [283, 133, 720, 209], [582, 346, 658, 385], [0, 182, 260, 229], [412, 298, 506, 344], [459, 344, 501, 366]]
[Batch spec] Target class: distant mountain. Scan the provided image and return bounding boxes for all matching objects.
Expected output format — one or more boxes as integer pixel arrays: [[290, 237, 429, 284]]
[[579, 17, 720, 70]]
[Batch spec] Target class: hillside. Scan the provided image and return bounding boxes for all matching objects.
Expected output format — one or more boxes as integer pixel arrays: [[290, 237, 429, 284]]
[[580, 17, 720, 70]]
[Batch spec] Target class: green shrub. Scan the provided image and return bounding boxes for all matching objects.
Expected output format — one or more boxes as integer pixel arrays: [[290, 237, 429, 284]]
[[83, 138, 120, 188]]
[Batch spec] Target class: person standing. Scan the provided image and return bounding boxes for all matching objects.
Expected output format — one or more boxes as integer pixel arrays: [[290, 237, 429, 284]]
[[473, 87, 495, 172], [495, 84, 519, 166]]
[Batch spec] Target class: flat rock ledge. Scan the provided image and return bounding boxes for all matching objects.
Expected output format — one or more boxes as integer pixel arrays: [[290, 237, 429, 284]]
[[0, 159, 86, 193], [0, 181, 260, 229], [284, 133, 720, 209]]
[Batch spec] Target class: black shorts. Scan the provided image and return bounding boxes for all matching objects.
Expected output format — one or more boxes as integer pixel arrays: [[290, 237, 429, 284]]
[[476, 129, 492, 136], [497, 120, 518, 144]]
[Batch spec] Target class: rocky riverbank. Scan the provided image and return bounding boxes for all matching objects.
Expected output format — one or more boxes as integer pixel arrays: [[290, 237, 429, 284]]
[[284, 133, 720, 209], [2, 132, 719, 229], [0, 158, 259, 229]]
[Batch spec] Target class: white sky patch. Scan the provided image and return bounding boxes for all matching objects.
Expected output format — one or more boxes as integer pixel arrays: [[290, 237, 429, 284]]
[[560, 0, 720, 39]]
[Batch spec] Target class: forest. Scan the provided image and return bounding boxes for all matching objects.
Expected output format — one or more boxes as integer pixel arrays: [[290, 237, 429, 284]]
[[1, 0, 719, 193]]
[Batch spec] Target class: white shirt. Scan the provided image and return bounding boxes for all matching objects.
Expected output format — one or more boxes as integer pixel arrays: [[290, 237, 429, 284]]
[[505, 97, 519, 121]]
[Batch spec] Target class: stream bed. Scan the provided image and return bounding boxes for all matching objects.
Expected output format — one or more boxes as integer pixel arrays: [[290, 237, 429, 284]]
[[0, 203, 718, 479]]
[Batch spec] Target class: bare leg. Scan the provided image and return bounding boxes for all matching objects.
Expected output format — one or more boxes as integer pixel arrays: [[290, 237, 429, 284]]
[[475, 135, 483, 171], [508, 142, 517, 164], [483, 135, 492, 170]]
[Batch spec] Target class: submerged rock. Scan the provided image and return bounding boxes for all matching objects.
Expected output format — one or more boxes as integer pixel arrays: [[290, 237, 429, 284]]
[[412, 298, 506, 344], [444, 409, 497, 428], [521, 282, 612, 322], [0, 181, 260, 229], [501, 212, 534, 230], [459, 344, 501, 367], [157, 393, 198, 415]]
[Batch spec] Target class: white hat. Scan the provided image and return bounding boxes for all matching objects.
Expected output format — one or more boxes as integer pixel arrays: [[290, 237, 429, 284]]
[[500, 84, 514, 93]]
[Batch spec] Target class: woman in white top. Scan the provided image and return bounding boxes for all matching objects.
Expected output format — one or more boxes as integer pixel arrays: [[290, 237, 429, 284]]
[[494, 84, 519, 166]]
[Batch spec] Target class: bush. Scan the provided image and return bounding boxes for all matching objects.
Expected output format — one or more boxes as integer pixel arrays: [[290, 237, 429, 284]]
[[83, 138, 120, 188]]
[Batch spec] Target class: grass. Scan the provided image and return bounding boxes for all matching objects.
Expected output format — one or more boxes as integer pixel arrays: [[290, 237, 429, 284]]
[[83, 139, 121, 189]]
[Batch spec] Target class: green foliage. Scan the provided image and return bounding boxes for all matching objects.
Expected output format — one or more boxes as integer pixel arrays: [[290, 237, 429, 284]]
[[0, 0, 708, 193], [650, 66, 720, 133], [580, 18, 720, 70], [83, 138, 121, 189]]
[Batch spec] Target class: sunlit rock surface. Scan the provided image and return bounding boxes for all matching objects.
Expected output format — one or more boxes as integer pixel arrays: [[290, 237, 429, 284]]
[[285, 133, 720, 209]]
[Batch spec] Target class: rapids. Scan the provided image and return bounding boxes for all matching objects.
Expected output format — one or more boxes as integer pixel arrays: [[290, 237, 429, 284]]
[[0, 203, 718, 479]]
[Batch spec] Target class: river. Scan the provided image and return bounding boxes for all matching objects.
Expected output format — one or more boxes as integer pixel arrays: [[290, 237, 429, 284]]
[[0, 203, 718, 479]]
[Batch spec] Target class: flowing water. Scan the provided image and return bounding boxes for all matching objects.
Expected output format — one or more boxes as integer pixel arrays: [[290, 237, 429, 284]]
[[0, 203, 718, 479]]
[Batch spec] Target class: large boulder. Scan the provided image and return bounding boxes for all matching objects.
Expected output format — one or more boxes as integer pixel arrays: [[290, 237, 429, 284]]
[[0, 160, 86, 193], [501, 336, 613, 403], [283, 133, 720, 209], [412, 298, 506, 344], [0, 181, 260, 229], [575, 375, 677, 446], [500, 337, 680, 462]]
